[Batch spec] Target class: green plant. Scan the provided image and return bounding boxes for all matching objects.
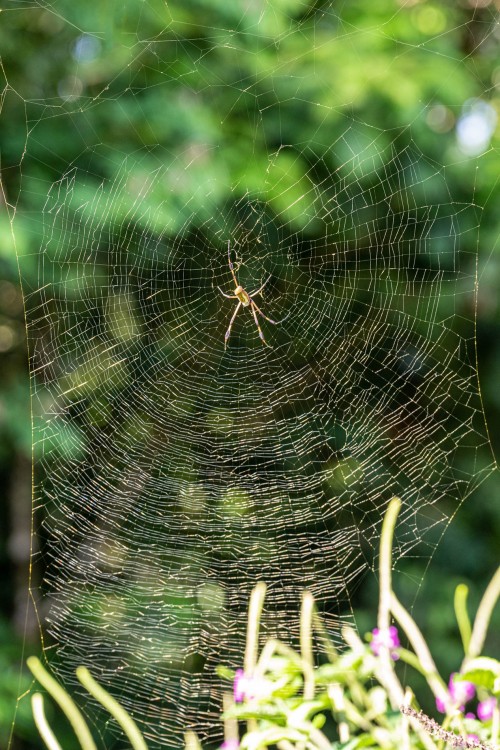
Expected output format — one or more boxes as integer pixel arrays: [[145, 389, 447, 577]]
[[26, 498, 499, 750], [26, 658, 147, 750], [210, 498, 500, 750]]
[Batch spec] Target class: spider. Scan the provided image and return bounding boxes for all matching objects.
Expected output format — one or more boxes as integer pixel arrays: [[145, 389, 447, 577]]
[[218, 241, 285, 349]]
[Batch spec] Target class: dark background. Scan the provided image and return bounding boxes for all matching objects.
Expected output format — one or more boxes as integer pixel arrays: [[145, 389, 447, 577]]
[[1, 0, 499, 746]]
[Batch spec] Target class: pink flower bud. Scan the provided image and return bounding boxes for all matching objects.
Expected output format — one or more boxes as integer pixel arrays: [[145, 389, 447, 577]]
[[448, 673, 475, 706], [370, 626, 400, 660], [477, 697, 496, 722]]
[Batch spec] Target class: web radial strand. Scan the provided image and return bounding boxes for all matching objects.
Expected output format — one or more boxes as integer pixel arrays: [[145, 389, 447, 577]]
[[27, 142, 493, 748]]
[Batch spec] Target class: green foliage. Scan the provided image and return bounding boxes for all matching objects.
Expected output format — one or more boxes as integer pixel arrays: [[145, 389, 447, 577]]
[[461, 658, 500, 694]]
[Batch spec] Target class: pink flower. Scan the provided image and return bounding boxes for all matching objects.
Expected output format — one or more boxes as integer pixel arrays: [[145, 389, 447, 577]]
[[220, 741, 239, 750], [467, 735, 481, 746], [449, 673, 475, 704], [370, 626, 400, 659], [233, 669, 247, 703], [436, 673, 475, 714], [477, 697, 497, 721], [436, 695, 447, 713], [233, 669, 272, 703]]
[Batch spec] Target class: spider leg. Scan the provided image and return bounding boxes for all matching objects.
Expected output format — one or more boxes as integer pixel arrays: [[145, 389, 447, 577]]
[[228, 240, 239, 288], [250, 300, 271, 347], [250, 299, 289, 326], [218, 286, 237, 299], [248, 275, 272, 298], [224, 301, 242, 349]]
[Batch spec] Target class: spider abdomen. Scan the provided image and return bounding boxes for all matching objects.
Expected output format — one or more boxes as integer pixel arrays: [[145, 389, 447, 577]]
[[234, 286, 251, 306]]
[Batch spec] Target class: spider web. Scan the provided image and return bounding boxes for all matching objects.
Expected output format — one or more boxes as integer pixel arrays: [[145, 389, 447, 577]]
[[3, 1, 498, 748]]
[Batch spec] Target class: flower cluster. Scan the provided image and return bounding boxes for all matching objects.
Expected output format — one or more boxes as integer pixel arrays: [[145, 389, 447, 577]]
[[434, 671, 497, 743], [436, 673, 475, 713]]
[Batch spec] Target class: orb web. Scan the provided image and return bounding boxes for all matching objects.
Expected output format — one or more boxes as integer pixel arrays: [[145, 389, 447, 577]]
[[2, 0, 497, 747], [25, 138, 493, 746]]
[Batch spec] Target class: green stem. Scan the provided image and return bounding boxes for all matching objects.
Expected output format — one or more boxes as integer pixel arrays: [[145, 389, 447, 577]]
[[31, 693, 63, 750], [327, 683, 349, 743], [312, 610, 337, 664], [396, 648, 432, 677], [184, 731, 202, 750], [400, 689, 412, 750], [465, 566, 500, 662], [254, 637, 278, 675], [300, 591, 315, 701], [260, 637, 315, 689], [390, 593, 448, 707], [376, 498, 406, 710], [338, 626, 372, 709], [244, 582, 267, 675], [308, 723, 333, 750], [454, 584, 472, 655], [76, 666, 148, 750], [244, 582, 267, 734], [27, 657, 98, 750], [222, 692, 239, 746], [378, 497, 401, 635], [375, 500, 437, 750]]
